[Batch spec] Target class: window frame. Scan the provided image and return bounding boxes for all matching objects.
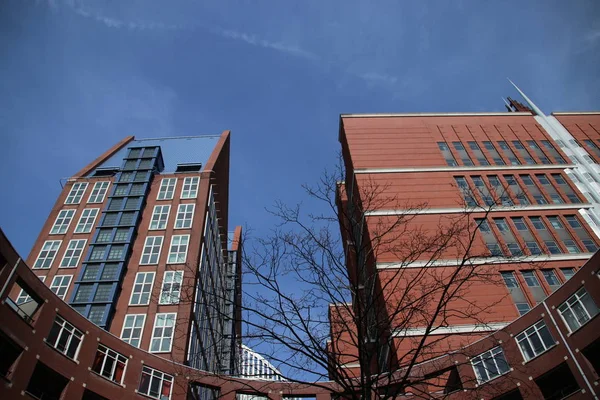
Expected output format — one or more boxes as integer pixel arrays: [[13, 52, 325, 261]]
[[181, 176, 199, 199], [470, 346, 510, 384], [65, 182, 88, 204], [557, 287, 599, 333], [120, 314, 146, 348], [92, 344, 128, 385], [46, 316, 84, 361], [138, 366, 173, 400], [167, 235, 189, 264], [149, 205, 171, 231], [174, 204, 195, 229], [521, 271, 540, 287], [129, 272, 156, 306], [88, 181, 110, 203], [140, 236, 164, 265], [515, 320, 555, 362], [150, 313, 177, 353], [59, 239, 87, 268], [74, 208, 99, 234], [159, 271, 184, 305], [33, 240, 62, 269], [50, 209, 76, 235], [157, 178, 177, 201], [49, 275, 73, 300]]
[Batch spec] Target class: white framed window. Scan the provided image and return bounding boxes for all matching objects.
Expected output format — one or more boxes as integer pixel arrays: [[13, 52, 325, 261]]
[[50, 209, 76, 234], [74, 208, 99, 233], [521, 271, 540, 287], [46, 316, 84, 360], [516, 320, 555, 361], [149, 205, 170, 230], [33, 240, 62, 269], [157, 178, 177, 200], [17, 276, 45, 304], [471, 346, 510, 384], [60, 239, 87, 268], [65, 182, 88, 204], [49, 275, 72, 300], [140, 236, 163, 265], [167, 235, 189, 264], [558, 287, 599, 332], [88, 181, 110, 203], [150, 313, 176, 353], [120, 314, 145, 347], [129, 272, 155, 306], [175, 204, 194, 229], [159, 271, 183, 305], [181, 177, 199, 199], [138, 366, 173, 399], [92, 344, 128, 385]]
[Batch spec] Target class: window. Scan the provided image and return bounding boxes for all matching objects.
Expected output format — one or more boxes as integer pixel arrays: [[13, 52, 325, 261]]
[[507, 243, 522, 256], [114, 228, 129, 241], [88, 182, 110, 203], [65, 182, 88, 204], [89, 245, 107, 261], [477, 219, 491, 232], [50, 209, 75, 234], [74, 285, 93, 302], [159, 271, 183, 305], [529, 217, 546, 230], [108, 198, 123, 211], [74, 208, 99, 233], [103, 213, 118, 226], [558, 288, 599, 332], [501, 272, 518, 288], [150, 313, 176, 353], [94, 284, 112, 301], [150, 205, 170, 230], [113, 184, 129, 196], [82, 266, 99, 281], [516, 320, 555, 361], [167, 235, 189, 264], [138, 366, 173, 400], [16, 276, 45, 305], [101, 264, 119, 280], [140, 236, 163, 265], [521, 271, 540, 287], [92, 344, 127, 384], [134, 171, 147, 182], [181, 177, 199, 199], [526, 242, 542, 255], [119, 172, 133, 182], [46, 316, 84, 360], [60, 239, 86, 268], [516, 303, 531, 316], [470, 347, 510, 384], [582, 239, 598, 252], [565, 215, 582, 229], [511, 217, 527, 231], [487, 243, 504, 256], [119, 212, 135, 226], [493, 218, 509, 232], [49, 275, 72, 300], [124, 197, 141, 210], [96, 229, 112, 243], [544, 240, 562, 255], [139, 159, 153, 169], [157, 178, 177, 200], [89, 305, 106, 325], [560, 268, 576, 280], [107, 245, 125, 260], [129, 272, 155, 305], [563, 240, 580, 254], [542, 270, 561, 286], [121, 314, 145, 348], [552, 174, 567, 185], [130, 183, 145, 195], [438, 142, 458, 166], [438, 142, 449, 150], [33, 240, 61, 269], [175, 204, 194, 229], [453, 141, 464, 150]]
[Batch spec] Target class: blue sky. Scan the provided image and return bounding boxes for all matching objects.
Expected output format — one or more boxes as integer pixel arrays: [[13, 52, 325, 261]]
[[1, 0, 600, 257]]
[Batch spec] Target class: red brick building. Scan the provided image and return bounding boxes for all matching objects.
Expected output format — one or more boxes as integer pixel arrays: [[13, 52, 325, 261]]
[[332, 93, 600, 397]]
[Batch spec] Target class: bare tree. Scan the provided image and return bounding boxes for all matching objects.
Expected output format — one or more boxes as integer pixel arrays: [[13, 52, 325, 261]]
[[237, 159, 540, 400]]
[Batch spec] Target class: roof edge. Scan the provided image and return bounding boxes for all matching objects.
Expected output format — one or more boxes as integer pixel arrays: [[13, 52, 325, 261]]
[[551, 111, 600, 116], [73, 136, 135, 178], [340, 112, 532, 118]]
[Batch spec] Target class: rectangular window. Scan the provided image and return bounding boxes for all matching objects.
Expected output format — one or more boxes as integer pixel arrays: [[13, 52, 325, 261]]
[[65, 182, 88, 204], [512, 140, 536, 164], [561, 268, 576, 280], [542, 270, 561, 287], [558, 288, 599, 332], [175, 204, 194, 229], [17, 276, 45, 304], [89, 305, 105, 325], [46, 316, 84, 360], [438, 142, 458, 166], [455, 177, 477, 206], [181, 177, 199, 199], [167, 235, 189, 264], [526, 241, 542, 255], [124, 197, 141, 210], [150, 205, 170, 230], [471, 347, 510, 384], [74, 208, 99, 233], [113, 184, 129, 196], [89, 245, 107, 261], [157, 178, 177, 200], [565, 215, 582, 229], [150, 313, 176, 353], [82, 266, 100, 281], [140, 236, 163, 265], [74, 284, 93, 302], [544, 240, 562, 254], [60, 239, 87, 268], [130, 183, 145, 195], [129, 272, 155, 306], [483, 141, 506, 165], [96, 229, 112, 243], [498, 141, 520, 165], [119, 212, 135, 226], [121, 315, 145, 348], [581, 239, 598, 252], [516, 320, 555, 361], [101, 264, 119, 280], [529, 217, 545, 230], [92, 344, 128, 384], [501, 271, 518, 288], [108, 198, 123, 211], [49, 275, 72, 300], [521, 271, 540, 287], [94, 284, 112, 301], [516, 303, 531, 316], [114, 228, 129, 242], [119, 172, 133, 183], [103, 213, 118, 226], [159, 271, 183, 305], [50, 209, 75, 234], [88, 182, 110, 203], [138, 366, 173, 399], [541, 140, 566, 164], [33, 240, 62, 269], [107, 245, 125, 260]]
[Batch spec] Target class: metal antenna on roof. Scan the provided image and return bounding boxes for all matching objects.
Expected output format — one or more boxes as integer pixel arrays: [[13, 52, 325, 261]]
[[507, 78, 544, 116]]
